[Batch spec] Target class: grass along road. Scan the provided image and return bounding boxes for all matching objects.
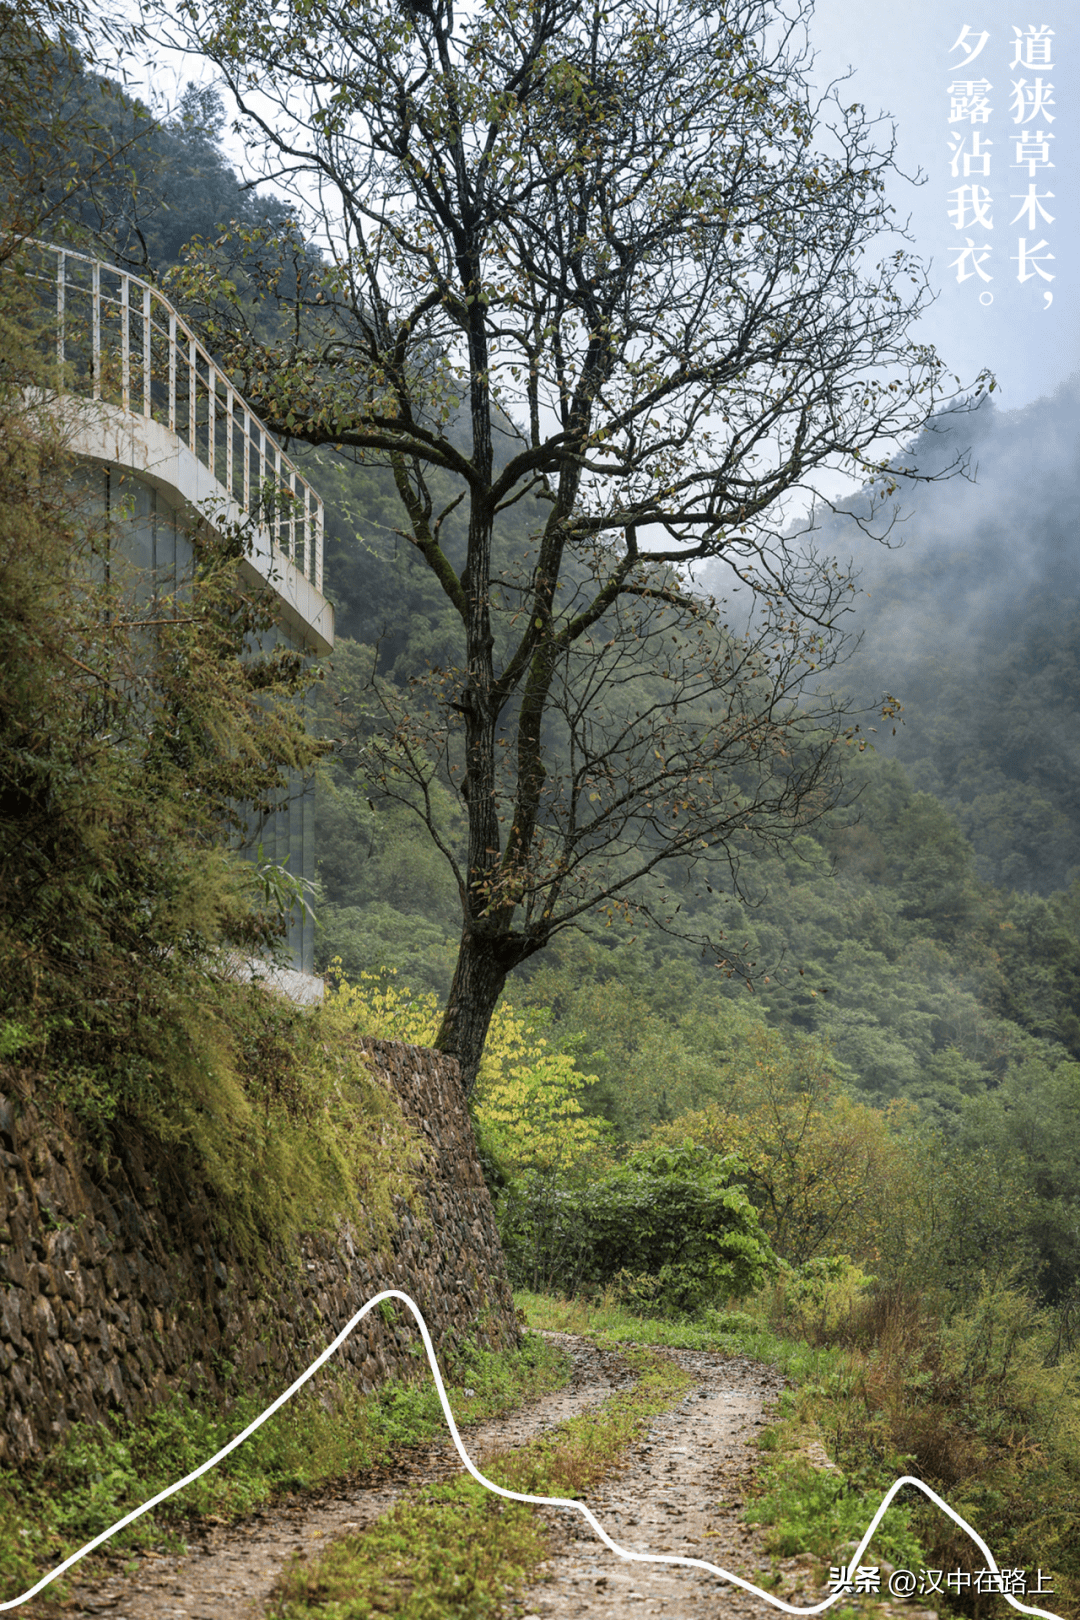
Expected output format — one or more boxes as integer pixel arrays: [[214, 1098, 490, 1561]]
[[11, 1294, 948, 1620], [12, 1336, 642, 1619]]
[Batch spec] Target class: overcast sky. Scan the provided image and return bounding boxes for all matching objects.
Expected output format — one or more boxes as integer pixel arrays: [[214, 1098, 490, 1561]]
[[807, 0, 1077, 409]]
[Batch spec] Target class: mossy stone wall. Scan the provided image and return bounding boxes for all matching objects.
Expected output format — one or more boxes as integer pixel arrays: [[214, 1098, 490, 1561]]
[[0, 1038, 518, 1464]]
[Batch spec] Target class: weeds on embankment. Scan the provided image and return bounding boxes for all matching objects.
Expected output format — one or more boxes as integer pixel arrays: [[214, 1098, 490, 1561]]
[[0, 1334, 569, 1608]]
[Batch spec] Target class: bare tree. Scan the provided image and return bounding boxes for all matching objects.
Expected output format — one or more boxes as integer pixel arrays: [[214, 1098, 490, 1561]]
[[159, 0, 989, 1091]]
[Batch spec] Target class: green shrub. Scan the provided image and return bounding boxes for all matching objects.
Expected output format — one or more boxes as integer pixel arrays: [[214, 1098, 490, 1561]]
[[498, 1143, 777, 1314], [704, 1307, 759, 1336], [493, 1165, 596, 1295], [768, 1256, 878, 1340]]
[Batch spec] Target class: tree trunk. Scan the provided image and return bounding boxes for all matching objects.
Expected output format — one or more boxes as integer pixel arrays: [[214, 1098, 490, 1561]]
[[434, 927, 511, 1098]]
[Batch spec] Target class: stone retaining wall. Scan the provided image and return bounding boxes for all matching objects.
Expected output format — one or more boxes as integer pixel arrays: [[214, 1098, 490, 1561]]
[[0, 1038, 519, 1465]]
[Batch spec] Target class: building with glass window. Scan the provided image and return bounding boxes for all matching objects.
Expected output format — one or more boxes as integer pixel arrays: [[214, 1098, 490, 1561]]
[[25, 242, 333, 984]]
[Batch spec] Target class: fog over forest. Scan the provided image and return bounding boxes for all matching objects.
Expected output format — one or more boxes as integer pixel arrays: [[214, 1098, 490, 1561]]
[[767, 381, 1080, 895], [835, 379, 1077, 660]]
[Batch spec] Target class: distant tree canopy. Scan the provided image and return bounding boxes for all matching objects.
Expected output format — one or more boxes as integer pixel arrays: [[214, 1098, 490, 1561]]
[[156, 0, 991, 1091], [66, 79, 300, 274], [0, 0, 135, 257]]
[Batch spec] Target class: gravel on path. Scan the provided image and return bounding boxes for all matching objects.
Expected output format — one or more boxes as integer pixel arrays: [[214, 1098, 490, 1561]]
[[19, 1331, 868, 1620], [516, 1336, 801, 1620], [21, 1337, 636, 1619]]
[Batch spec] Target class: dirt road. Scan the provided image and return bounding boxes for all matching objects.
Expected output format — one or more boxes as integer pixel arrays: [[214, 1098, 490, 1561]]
[[27, 1333, 816, 1620], [517, 1334, 810, 1620]]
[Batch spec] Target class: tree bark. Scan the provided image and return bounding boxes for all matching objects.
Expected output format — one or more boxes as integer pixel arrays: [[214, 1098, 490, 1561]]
[[434, 926, 513, 1097]]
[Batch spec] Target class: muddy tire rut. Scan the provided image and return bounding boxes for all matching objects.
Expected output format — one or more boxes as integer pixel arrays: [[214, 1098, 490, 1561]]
[[26, 1333, 814, 1619]]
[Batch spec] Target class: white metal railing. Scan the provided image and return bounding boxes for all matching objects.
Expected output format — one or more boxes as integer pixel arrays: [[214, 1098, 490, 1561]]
[[19, 240, 324, 595]]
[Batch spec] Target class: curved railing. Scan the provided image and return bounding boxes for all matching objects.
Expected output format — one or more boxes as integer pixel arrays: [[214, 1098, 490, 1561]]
[[18, 240, 323, 594]]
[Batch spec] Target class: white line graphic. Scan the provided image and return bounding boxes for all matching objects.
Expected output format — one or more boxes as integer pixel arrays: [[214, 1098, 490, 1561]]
[[0, 1289, 1064, 1618]]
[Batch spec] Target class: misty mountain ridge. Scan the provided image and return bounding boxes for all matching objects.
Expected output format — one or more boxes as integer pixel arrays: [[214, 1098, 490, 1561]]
[[806, 377, 1080, 896]]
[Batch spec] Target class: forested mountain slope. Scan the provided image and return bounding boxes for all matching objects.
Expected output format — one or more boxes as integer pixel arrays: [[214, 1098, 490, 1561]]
[[9, 34, 1080, 1611], [793, 385, 1080, 896], [39, 59, 1080, 1140]]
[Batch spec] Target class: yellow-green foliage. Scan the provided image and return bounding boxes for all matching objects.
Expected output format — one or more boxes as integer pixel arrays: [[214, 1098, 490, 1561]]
[[326, 964, 443, 1046], [175, 982, 428, 1259], [7, 978, 427, 1267], [469, 1005, 612, 1172], [326, 964, 611, 1172], [647, 1027, 900, 1265]]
